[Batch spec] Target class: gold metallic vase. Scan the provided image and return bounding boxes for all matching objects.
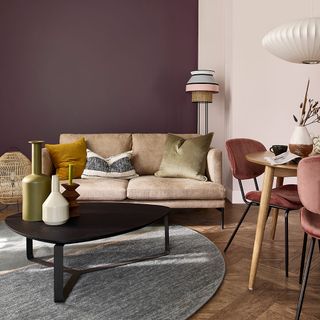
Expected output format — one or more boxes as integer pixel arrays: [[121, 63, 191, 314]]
[[22, 141, 51, 221]]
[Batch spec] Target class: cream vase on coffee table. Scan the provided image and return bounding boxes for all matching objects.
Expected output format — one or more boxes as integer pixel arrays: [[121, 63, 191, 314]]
[[42, 175, 69, 226]]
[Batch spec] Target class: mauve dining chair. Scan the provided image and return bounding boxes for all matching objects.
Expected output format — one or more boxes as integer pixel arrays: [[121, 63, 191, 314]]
[[224, 138, 302, 277], [295, 155, 320, 320]]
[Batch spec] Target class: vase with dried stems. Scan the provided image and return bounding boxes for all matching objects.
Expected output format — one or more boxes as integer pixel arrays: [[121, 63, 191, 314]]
[[289, 80, 320, 157]]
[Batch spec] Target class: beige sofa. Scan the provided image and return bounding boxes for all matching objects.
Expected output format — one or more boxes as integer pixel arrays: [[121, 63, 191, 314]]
[[42, 133, 226, 227]]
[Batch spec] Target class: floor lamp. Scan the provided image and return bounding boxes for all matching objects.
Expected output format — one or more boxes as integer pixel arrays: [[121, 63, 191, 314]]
[[186, 70, 219, 134]]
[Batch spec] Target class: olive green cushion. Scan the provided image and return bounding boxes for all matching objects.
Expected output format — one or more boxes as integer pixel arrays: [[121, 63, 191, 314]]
[[154, 133, 213, 181]]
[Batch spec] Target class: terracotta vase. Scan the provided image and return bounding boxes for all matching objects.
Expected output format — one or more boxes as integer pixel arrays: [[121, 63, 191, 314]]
[[289, 126, 313, 157], [22, 141, 51, 221], [42, 175, 69, 226]]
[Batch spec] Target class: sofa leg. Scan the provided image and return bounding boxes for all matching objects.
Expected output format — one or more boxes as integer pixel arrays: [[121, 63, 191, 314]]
[[217, 208, 224, 229]]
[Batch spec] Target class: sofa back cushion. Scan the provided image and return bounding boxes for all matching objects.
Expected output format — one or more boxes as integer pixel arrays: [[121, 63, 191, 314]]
[[60, 134, 132, 158], [132, 133, 199, 175]]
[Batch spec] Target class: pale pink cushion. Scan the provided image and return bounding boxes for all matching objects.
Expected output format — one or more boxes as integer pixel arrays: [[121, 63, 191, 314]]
[[300, 207, 320, 239], [246, 184, 302, 210], [297, 155, 320, 213], [297, 155, 320, 238]]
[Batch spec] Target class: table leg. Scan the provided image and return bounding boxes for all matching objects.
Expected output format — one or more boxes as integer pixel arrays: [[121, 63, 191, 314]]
[[54, 244, 65, 303], [26, 238, 34, 260], [269, 177, 284, 240], [248, 165, 275, 290]]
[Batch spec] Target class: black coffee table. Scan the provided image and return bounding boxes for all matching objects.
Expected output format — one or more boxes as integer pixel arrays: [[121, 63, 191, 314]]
[[5, 202, 170, 303]]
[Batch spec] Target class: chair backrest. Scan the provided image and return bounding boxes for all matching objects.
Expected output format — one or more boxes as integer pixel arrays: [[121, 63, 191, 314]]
[[225, 138, 266, 180], [297, 155, 320, 214]]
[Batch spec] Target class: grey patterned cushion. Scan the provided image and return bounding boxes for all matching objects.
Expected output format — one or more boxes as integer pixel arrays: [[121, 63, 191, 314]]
[[81, 149, 138, 179]]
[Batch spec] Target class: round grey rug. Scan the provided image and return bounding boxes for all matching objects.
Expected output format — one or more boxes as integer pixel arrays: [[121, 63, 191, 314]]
[[0, 222, 225, 320]]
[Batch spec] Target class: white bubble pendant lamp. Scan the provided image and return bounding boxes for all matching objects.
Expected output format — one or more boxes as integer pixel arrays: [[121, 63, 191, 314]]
[[262, 17, 320, 64]]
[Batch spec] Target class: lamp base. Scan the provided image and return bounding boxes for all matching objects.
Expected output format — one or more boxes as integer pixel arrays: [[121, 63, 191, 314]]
[[192, 91, 212, 103]]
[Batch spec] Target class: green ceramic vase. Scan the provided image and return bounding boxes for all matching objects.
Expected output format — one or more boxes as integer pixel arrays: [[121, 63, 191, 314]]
[[22, 141, 51, 221]]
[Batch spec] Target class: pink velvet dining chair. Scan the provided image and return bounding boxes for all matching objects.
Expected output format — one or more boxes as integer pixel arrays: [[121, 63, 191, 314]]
[[224, 138, 302, 277], [295, 155, 320, 320]]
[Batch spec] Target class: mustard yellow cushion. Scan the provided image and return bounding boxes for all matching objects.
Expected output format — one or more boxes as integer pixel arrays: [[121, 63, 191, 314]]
[[45, 138, 87, 180]]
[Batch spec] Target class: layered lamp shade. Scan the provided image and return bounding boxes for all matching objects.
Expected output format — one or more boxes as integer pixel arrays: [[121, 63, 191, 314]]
[[262, 17, 320, 64], [185, 70, 219, 134]]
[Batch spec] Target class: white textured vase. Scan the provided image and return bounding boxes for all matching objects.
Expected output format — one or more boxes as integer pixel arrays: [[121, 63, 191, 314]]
[[42, 175, 69, 226], [289, 126, 313, 157]]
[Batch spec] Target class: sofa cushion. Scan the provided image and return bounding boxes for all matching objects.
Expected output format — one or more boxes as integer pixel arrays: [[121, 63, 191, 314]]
[[154, 133, 213, 181], [66, 178, 129, 201], [82, 149, 138, 179], [60, 133, 132, 158], [127, 175, 225, 200], [45, 138, 87, 180], [132, 133, 199, 175]]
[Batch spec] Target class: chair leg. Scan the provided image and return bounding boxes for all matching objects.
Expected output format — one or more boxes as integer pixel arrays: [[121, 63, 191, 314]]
[[285, 210, 289, 277], [299, 232, 308, 284], [224, 203, 252, 253], [295, 237, 316, 320]]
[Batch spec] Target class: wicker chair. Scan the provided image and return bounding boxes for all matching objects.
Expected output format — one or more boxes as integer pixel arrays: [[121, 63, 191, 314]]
[[0, 151, 31, 207]]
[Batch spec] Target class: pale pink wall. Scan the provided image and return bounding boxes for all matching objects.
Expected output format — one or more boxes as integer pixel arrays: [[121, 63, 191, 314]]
[[199, 0, 320, 202]]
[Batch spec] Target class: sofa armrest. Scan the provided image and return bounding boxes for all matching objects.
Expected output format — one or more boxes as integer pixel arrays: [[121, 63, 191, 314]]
[[206, 148, 222, 183], [42, 148, 54, 176]]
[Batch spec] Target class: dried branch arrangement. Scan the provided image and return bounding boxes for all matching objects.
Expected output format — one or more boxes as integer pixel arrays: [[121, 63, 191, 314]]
[[293, 80, 320, 126]]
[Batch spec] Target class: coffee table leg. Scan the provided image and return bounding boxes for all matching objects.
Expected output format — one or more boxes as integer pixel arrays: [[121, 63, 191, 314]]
[[164, 215, 169, 253], [26, 238, 34, 260], [54, 244, 65, 302]]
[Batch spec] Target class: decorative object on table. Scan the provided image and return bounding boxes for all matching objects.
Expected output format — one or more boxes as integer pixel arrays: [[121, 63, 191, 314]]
[[269, 145, 288, 156], [289, 126, 313, 157], [42, 175, 69, 226], [0, 151, 31, 209], [62, 164, 80, 217], [45, 137, 87, 180], [289, 80, 319, 157], [185, 70, 219, 134], [262, 17, 320, 64], [312, 135, 320, 154], [22, 141, 51, 221]]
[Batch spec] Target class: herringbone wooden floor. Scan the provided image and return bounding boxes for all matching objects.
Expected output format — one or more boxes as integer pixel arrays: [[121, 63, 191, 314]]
[[1, 202, 319, 319], [170, 201, 320, 320]]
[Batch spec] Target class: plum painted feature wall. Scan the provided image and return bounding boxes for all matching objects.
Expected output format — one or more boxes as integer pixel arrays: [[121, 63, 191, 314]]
[[0, 0, 198, 156]]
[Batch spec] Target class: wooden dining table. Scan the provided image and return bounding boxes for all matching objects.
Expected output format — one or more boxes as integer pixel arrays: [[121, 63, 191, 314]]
[[245, 151, 298, 290]]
